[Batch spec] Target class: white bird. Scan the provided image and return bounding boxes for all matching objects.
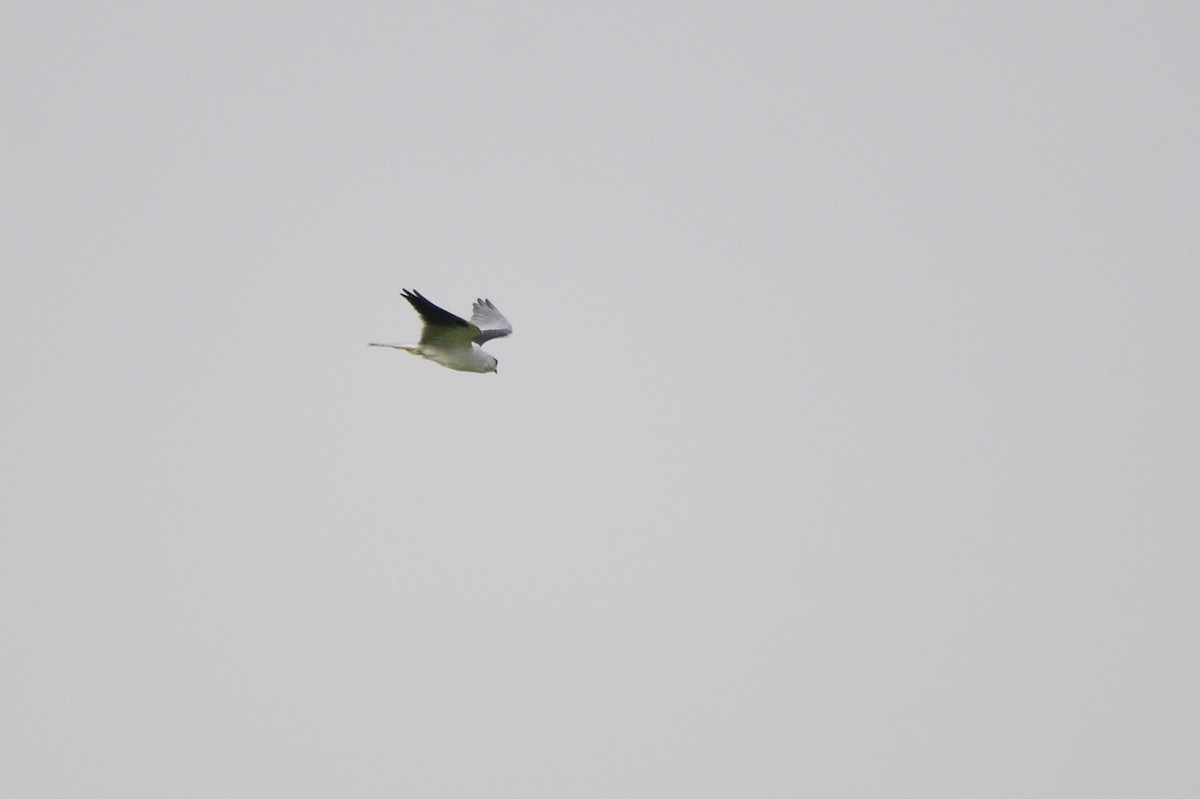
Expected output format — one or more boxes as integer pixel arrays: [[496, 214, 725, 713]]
[[370, 289, 512, 373]]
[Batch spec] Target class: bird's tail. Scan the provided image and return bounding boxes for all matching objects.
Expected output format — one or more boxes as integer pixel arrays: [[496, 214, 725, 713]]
[[368, 343, 422, 354]]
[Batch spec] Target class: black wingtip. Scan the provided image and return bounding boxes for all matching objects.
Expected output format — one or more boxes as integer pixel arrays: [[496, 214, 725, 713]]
[[398, 289, 471, 328]]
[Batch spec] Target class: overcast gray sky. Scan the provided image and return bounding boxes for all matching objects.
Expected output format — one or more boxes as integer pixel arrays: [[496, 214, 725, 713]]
[[3, 2, 1198, 796]]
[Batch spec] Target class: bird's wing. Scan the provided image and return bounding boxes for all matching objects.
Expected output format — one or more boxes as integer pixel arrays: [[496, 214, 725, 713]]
[[401, 290, 481, 348], [470, 298, 513, 344]]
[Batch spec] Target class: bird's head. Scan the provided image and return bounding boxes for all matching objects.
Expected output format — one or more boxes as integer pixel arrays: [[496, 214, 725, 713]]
[[485, 353, 499, 373]]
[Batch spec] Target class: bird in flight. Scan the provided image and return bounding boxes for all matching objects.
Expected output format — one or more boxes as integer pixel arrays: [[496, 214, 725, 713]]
[[370, 289, 512, 373]]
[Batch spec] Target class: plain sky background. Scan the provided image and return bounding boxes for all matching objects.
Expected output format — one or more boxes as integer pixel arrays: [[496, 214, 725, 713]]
[[3, 2, 1197, 796]]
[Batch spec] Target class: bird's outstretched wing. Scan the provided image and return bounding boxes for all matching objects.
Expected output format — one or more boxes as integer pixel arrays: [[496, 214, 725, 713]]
[[401, 289, 480, 348], [470, 298, 513, 344]]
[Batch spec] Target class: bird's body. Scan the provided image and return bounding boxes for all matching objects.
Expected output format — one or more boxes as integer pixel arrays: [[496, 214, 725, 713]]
[[370, 289, 512, 373]]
